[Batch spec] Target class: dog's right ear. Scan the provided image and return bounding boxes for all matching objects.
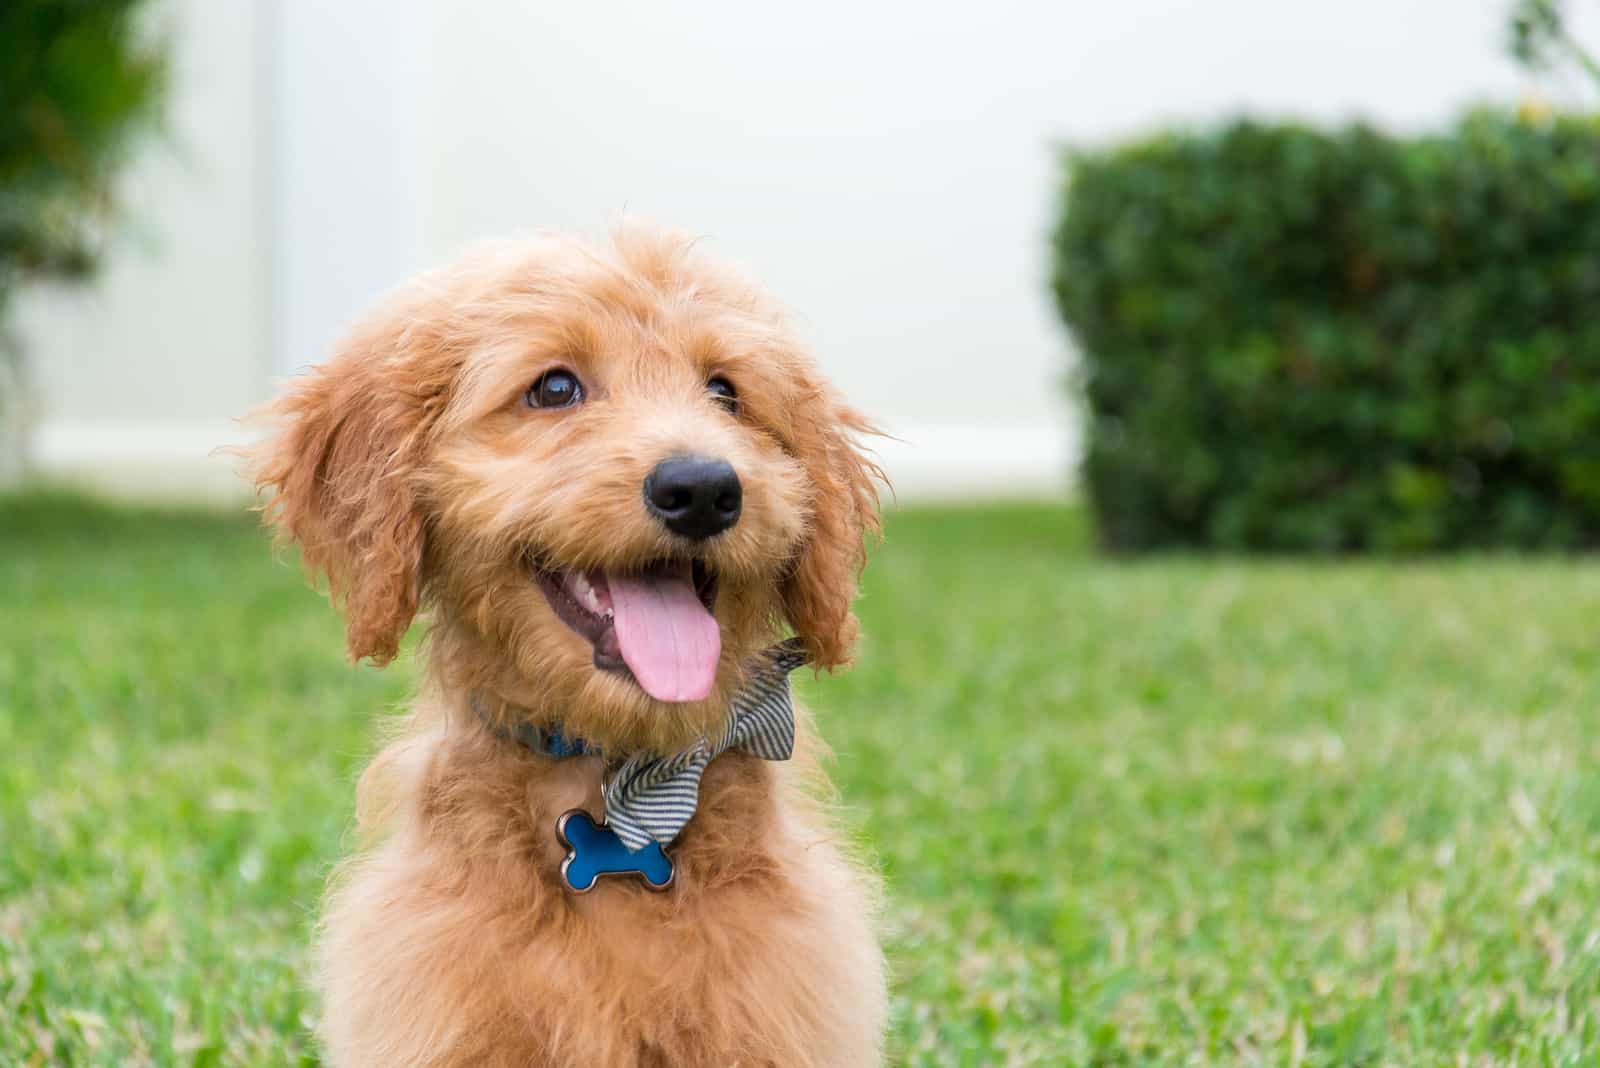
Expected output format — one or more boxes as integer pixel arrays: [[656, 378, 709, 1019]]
[[247, 312, 440, 666], [780, 395, 884, 671]]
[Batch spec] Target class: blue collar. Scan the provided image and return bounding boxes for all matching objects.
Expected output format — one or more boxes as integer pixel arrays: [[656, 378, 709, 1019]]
[[469, 698, 597, 758], [507, 720, 594, 759]]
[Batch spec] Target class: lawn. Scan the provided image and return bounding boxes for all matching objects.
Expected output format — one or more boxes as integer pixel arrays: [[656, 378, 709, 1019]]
[[4, 493, 1600, 1066]]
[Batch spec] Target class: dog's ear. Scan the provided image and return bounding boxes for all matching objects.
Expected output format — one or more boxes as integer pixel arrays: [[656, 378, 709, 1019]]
[[782, 396, 883, 670], [247, 312, 440, 665]]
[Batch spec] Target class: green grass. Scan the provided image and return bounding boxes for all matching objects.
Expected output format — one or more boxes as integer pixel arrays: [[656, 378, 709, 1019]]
[[5, 492, 1600, 1066]]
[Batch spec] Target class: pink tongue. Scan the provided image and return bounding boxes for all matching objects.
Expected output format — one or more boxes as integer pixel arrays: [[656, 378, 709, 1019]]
[[607, 569, 721, 703]]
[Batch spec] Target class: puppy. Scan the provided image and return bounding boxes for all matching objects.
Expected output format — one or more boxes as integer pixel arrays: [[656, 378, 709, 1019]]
[[248, 224, 887, 1067]]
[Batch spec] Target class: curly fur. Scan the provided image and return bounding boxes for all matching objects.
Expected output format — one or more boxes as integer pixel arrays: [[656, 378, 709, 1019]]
[[247, 224, 887, 1066]]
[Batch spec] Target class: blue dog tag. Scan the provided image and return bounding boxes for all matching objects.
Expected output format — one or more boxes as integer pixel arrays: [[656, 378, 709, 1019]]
[[556, 809, 674, 893]]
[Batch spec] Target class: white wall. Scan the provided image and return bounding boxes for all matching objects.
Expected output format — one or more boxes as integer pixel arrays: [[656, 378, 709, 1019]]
[[409, 0, 1575, 497], [17, 0, 1592, 500], [270, 0, 426, 379]]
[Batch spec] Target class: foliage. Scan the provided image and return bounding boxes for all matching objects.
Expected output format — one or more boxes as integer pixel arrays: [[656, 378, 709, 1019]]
[[0, 0, 165, 284], [1509, 0, 1600, 91], [1052, 111, 1600, 551], [0, 0, 165, 433], [7, 497, 1600, 1064]]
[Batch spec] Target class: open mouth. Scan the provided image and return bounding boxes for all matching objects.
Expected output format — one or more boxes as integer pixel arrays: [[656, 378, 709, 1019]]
[[533, 557, 721, 704]]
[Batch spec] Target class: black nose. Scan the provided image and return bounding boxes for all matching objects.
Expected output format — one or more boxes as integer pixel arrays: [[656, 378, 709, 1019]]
[[643, 455, 742, 540]]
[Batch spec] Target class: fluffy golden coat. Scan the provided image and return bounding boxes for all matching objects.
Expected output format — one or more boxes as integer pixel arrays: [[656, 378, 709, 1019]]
[[249, 224, 887, 1066]]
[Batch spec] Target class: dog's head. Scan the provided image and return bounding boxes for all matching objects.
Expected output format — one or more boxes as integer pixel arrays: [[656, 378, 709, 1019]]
[[249, 225, 880, 749]]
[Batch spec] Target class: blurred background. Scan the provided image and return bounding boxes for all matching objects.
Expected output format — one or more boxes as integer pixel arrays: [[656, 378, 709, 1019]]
[[11, 3, 1600, 1066], [7, 0, 1594, 505]]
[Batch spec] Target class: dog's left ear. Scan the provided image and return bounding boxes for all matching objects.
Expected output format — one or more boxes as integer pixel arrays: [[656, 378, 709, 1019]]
[[247, 311, 441, 665], [782, 397, 883, 670]]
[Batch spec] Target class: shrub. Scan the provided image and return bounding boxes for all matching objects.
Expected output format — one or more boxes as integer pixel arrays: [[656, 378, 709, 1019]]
[[0, 0, 165, 446], [1051, 111, 1600, 551], [0, 1, 164, 283]]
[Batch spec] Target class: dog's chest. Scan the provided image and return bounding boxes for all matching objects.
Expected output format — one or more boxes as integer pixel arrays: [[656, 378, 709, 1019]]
[[546, 845, 856, 1065], [322, 748, 884, 1066], [531, 759, 844, 1044]]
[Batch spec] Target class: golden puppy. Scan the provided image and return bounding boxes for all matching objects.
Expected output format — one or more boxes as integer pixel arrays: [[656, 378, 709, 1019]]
[[249, 224, 887, 1067]]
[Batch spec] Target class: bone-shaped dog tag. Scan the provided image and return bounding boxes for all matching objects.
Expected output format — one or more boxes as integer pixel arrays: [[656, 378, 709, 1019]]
[[556, 809, 675, 893]]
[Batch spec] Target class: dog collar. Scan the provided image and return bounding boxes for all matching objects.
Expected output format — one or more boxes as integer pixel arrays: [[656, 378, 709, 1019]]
[[497, 718, 595, 760], [472, 638, 810, 892]]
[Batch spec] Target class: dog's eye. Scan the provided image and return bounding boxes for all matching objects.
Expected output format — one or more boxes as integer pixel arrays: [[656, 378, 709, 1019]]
[[527, 369, 584, 409], [706, 376, 738, 414]]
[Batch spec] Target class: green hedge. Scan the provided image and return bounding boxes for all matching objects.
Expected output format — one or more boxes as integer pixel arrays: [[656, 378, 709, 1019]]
[[1051, 112, 1600, 551]]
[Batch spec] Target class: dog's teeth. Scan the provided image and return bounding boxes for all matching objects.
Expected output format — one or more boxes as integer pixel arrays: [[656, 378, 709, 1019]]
[[565, 571, 604, 615]]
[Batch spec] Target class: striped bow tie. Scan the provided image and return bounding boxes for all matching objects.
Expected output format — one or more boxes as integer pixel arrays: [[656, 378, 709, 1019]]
[[604, 638, 808, 851], [473, 639, 810, 854]]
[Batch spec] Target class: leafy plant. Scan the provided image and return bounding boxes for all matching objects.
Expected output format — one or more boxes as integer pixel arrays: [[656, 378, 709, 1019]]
[[0, 0, 166, 438], [1052, 112, 1600, 551], [1509, 0, 1600, 92]]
